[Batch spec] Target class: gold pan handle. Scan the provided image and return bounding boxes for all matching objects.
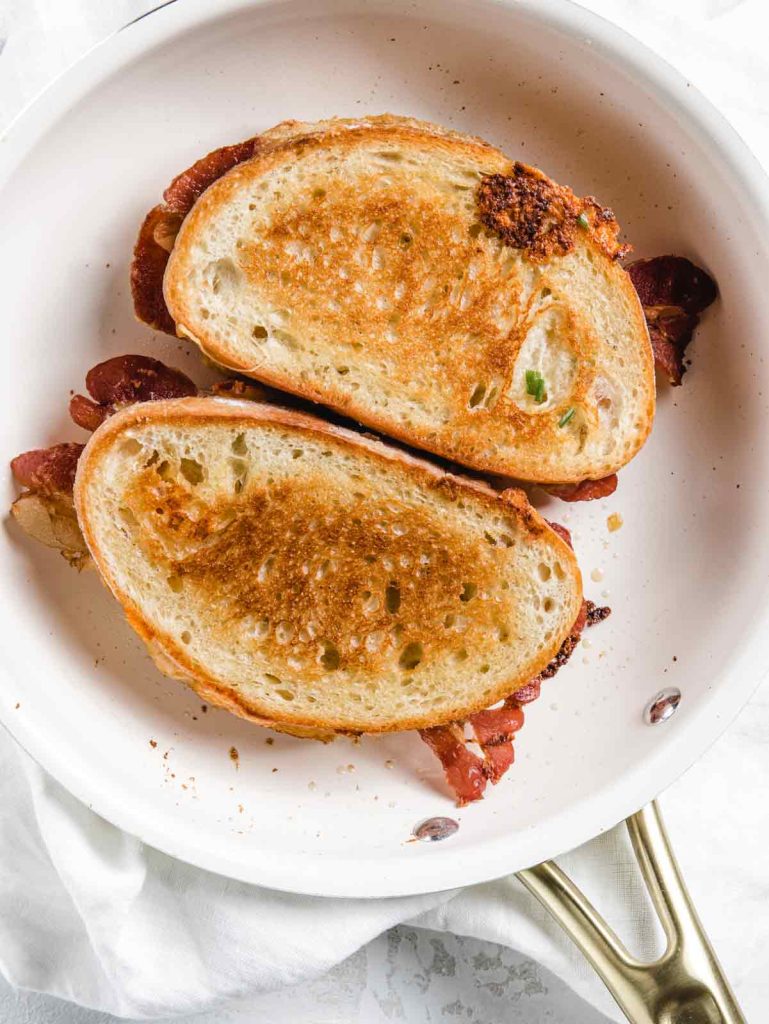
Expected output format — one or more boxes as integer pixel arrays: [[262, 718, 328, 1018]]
[[516, 801, 746, 1024]]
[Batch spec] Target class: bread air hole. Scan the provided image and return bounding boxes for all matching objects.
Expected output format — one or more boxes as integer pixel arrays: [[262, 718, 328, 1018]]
[[230, 458, 248, 493], [316, 559, 332, 581], [156, 460, 174, 481], [181, 631, 192, 645], [275, 621, 294, 644], [538, 562, 552, 581], [118, 507, 138, 529], [543, 598, 555, 613], [276, 688, 295, 702], [254, 618, 271, 639], [320, 642, 340, 671], [554, 562, 566, 581], [264, 673, 281, 686], [167, 575, 183, 593], [361, 221, 381, 243], [180, 458, 204, 485], [257, 555, 276, 584], [468, 381, 500, 411], [209, 257, 240, 295], [365, 631, 385, 652], [231, 434, 248, 456], [121, 438, 142, 457], [460, 582, 477, 602], [252, 325, 268, 340], [273, 329, 301, 351], [385, 583, 401, 614], [399, 642, 423, 671]]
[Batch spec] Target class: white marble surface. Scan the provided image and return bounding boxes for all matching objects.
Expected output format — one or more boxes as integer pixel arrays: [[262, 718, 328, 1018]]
[[0, 2, 768, 1022]]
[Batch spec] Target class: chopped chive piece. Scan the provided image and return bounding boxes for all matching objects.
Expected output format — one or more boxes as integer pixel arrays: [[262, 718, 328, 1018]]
[[558, 406, 576, 428], [525, 369, 547, 404], [576, 212, 590, 230]]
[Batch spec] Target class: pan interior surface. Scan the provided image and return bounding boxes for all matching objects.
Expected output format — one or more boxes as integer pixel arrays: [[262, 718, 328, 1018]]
[[1, 0, 769, 896]]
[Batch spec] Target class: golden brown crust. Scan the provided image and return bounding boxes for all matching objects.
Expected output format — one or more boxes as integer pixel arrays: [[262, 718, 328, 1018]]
[[75, 398, 582, 735], [477, 165, 630, 263]]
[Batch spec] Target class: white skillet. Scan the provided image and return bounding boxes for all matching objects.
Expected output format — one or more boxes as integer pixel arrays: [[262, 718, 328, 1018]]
[[1, 0, 768, 912]]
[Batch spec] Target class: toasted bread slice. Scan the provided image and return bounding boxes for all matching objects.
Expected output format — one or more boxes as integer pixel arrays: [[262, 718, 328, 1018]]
[[162, 115, 654, 485], [74, 397, 582, 735]]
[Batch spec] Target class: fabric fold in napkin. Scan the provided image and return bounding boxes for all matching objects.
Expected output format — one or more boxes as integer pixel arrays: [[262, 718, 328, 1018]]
[[0, 735, 451, 1018], [3, 712, 769, 1023]]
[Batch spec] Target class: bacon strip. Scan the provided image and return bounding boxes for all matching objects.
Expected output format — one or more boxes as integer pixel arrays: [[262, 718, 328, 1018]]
[[508, 680, 542, 705], [12, 357, 200, 564], [132, 137, 261, 334], [69, 355, 197, 430], [467, 703, 524, 783], [421, 592, 612, 804], [11, 443, 85, 497], [627, 256, 717, 386], [163, 138, 261, 216], [209, 378, 269, 402], [545, 474, 618, 503], [586, 600, 611, 627], [10, 444, 89, 567], [131, 206, 183, 335], [419, 724, 488, 805]]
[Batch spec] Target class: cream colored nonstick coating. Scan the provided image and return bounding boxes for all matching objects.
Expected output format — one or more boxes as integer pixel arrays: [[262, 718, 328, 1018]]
[[2, 0, 769, 896]]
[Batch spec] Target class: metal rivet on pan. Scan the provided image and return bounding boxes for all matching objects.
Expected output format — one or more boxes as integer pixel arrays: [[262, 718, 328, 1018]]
[[413, 816, 459, 842], [644, 687, 682, 725]]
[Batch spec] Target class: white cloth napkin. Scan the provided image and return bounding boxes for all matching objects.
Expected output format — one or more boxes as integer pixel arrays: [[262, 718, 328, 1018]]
[[2, 2, 769, 1022], [2, 706, 768, 1023]]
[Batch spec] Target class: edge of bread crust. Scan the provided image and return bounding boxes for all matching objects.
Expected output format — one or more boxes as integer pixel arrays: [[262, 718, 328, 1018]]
[[74, 397, 583, 735]]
